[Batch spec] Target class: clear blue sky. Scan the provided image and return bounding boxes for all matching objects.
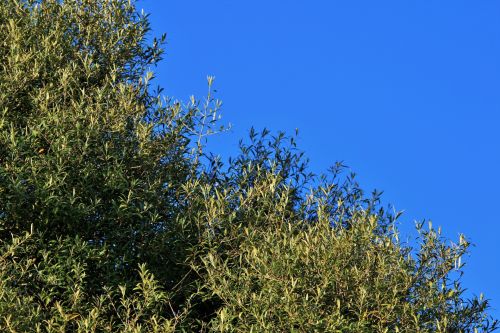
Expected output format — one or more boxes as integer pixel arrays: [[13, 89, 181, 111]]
[[139, 0, 500, 317]]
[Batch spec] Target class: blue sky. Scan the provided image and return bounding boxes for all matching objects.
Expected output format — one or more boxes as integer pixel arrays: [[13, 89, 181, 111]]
[[139, 0, 500, 317]]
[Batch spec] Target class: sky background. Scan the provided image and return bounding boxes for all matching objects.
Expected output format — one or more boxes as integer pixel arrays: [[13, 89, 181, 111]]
[[139, 0, 500, 318]]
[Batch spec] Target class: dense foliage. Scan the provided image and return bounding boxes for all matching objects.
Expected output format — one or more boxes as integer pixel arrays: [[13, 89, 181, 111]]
[[0, 0, 497, 331]]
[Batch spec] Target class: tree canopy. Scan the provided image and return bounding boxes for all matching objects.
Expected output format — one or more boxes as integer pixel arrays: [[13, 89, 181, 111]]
[[0, 0, 497, 332]]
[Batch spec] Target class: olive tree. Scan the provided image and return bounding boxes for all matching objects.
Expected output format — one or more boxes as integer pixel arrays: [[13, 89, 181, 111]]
[[0, 1, 497, 332]]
